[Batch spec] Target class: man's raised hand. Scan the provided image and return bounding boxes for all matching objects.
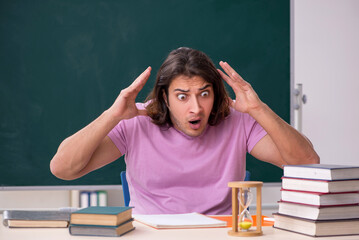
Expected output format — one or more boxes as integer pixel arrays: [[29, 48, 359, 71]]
[[218, 61, 263, 115], [109, 67, 152, 121]]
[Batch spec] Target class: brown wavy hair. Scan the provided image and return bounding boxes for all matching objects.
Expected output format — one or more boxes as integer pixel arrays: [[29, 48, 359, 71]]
[[146, 47, 230, 126]]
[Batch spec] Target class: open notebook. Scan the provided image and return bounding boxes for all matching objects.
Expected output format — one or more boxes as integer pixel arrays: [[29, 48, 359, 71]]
[[133, 213, 227, 229]]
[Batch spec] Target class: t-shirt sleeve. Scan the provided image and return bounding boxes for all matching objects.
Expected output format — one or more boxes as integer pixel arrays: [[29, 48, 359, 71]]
[[107, 121, 127, 155], [107, 103, 145, 155], [244, 114, 267, 153]]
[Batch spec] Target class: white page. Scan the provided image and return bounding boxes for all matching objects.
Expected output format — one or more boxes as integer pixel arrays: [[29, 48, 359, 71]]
[[133, 213, 227, 228]]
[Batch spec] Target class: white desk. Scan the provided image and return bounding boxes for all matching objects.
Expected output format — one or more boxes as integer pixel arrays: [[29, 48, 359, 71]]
[[2, 218, 359, 240]]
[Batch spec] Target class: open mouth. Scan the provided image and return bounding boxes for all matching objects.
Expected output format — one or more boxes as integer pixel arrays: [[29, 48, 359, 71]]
[[189, 120, 201, 125], [188, 119, 201, 130]]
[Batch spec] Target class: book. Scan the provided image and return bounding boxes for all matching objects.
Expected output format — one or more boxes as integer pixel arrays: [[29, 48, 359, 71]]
[[69, 219, 135, 237], [2, 210, 70, 228], [80, 191, 90, 208], [70, 206, 132, 226], [282, 177, 359, 193], [70, 190, 80, 208], [278, 201, 359, 220], [281, 189, 359, 206], [90, 192, 98, 207], [97, 190, 108, 206], [273, 213, 359, 237], [133, 212, 227, 229], [283, 164, 359, 180]]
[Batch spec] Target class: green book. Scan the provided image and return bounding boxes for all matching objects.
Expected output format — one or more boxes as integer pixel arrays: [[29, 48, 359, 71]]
[[69, 219, 135, 237], [70, 206, 133, 226]]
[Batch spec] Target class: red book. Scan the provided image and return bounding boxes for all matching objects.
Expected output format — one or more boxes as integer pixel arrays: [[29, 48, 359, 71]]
[[278, 200, 359, 220], [281, 177, 359, 193], [280, 189, 359, 206]]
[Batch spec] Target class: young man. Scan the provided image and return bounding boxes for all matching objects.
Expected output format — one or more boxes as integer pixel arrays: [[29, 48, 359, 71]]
[[50, 47, 319, 214]]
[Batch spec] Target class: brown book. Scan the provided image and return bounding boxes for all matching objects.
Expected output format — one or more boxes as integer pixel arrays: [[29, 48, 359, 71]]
[[70, 206, 132, 226], [273, 213, 359, 237]]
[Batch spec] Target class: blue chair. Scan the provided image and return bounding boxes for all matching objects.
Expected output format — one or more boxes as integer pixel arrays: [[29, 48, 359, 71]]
[[244, 170, 251, 181], [120, 171, 130, 207], [120, 170, 251, 207]]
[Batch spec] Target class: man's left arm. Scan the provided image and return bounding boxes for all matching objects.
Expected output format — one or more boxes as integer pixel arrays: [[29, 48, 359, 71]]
[[248, 105, 319, 168], [218, 61, 319, 168]]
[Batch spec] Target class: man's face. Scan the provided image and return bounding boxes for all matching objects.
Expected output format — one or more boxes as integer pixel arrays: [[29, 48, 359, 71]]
[[165, 75, 214, 137]]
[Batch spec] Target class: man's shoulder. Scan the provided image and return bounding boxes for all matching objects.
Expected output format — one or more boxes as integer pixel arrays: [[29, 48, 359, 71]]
[[216, 107, 257, 129], [225, 107, 248, 121]]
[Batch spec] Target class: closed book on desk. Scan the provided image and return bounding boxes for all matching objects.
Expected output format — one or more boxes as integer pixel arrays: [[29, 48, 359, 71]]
[[70, 206, 132, 226], [281, 189, 359, 206], [69, 219, 135, 237], [3, 210, 70, 228], [278, 201, 359, 220], [273, 213, 359, 237], [283, 164, 359, 180], [282, 177, 359, 193]]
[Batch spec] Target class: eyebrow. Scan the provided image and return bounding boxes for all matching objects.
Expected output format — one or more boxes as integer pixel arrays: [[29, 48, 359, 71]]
[[173, 84, 212, 93], [199, 84, 212, 91]]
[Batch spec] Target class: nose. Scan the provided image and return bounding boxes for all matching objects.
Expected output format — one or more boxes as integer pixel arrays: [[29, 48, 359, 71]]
[[189, 97, 202, 114]]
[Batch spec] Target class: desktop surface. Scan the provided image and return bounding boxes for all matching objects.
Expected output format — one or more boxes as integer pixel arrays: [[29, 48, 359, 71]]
[[1, 215, 359, 240]]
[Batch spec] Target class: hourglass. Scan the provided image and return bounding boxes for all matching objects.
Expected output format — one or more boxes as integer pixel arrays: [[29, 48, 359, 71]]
[[239, 187, 253, 231], [228, 181, 263, 237]]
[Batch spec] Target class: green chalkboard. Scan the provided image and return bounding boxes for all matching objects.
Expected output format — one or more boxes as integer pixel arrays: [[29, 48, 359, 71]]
[[0, 0, 288, 186]]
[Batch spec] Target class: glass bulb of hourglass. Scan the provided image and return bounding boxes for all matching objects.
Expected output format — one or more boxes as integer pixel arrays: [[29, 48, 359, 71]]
[[238, 187, 253, 231]]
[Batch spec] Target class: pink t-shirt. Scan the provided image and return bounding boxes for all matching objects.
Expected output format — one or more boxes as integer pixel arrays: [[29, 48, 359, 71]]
[[108, 105, 267, 215]]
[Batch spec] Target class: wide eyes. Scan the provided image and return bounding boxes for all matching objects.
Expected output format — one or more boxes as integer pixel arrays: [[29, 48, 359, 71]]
[[177, 94, 187, 101], [176, 91, 209, 101], [201, 91, 209, 97]]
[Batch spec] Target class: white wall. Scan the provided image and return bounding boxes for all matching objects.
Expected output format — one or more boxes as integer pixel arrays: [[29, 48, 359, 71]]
[[0, 188, 124, 211], [294, 0, 359, 165], [2, 0, 358, 213]]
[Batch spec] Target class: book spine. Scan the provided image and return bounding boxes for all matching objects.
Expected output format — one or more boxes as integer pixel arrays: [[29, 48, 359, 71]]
[[97, 191, 108, 207], [90, 192, 98, 207], [80, 190, 108, 207], [80, 191, 90, 208], [70, 190, 80, 208]]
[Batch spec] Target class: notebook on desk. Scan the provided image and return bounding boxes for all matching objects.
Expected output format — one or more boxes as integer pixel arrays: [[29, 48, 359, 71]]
[[133, 213, 227, 229]]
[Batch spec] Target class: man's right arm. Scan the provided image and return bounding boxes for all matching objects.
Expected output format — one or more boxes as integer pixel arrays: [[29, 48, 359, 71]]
[[50, 110, 122, 180], [50, 67, 152, 180]]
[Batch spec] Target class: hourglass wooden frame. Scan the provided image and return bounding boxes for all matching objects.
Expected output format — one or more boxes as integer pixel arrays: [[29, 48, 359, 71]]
[[228, 181, 263, 237]]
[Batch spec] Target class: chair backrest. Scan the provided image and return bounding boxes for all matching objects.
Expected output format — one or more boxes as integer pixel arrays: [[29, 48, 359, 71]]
[[120, 171, 130, 207], [244, 170, 251, 181], [120, 170, 251, 207]]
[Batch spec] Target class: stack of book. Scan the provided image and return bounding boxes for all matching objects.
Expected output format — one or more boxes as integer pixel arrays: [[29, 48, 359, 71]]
[[3, 210, 71, 228], [69, 206, 134, 237], [273, 164, 359, 237]]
